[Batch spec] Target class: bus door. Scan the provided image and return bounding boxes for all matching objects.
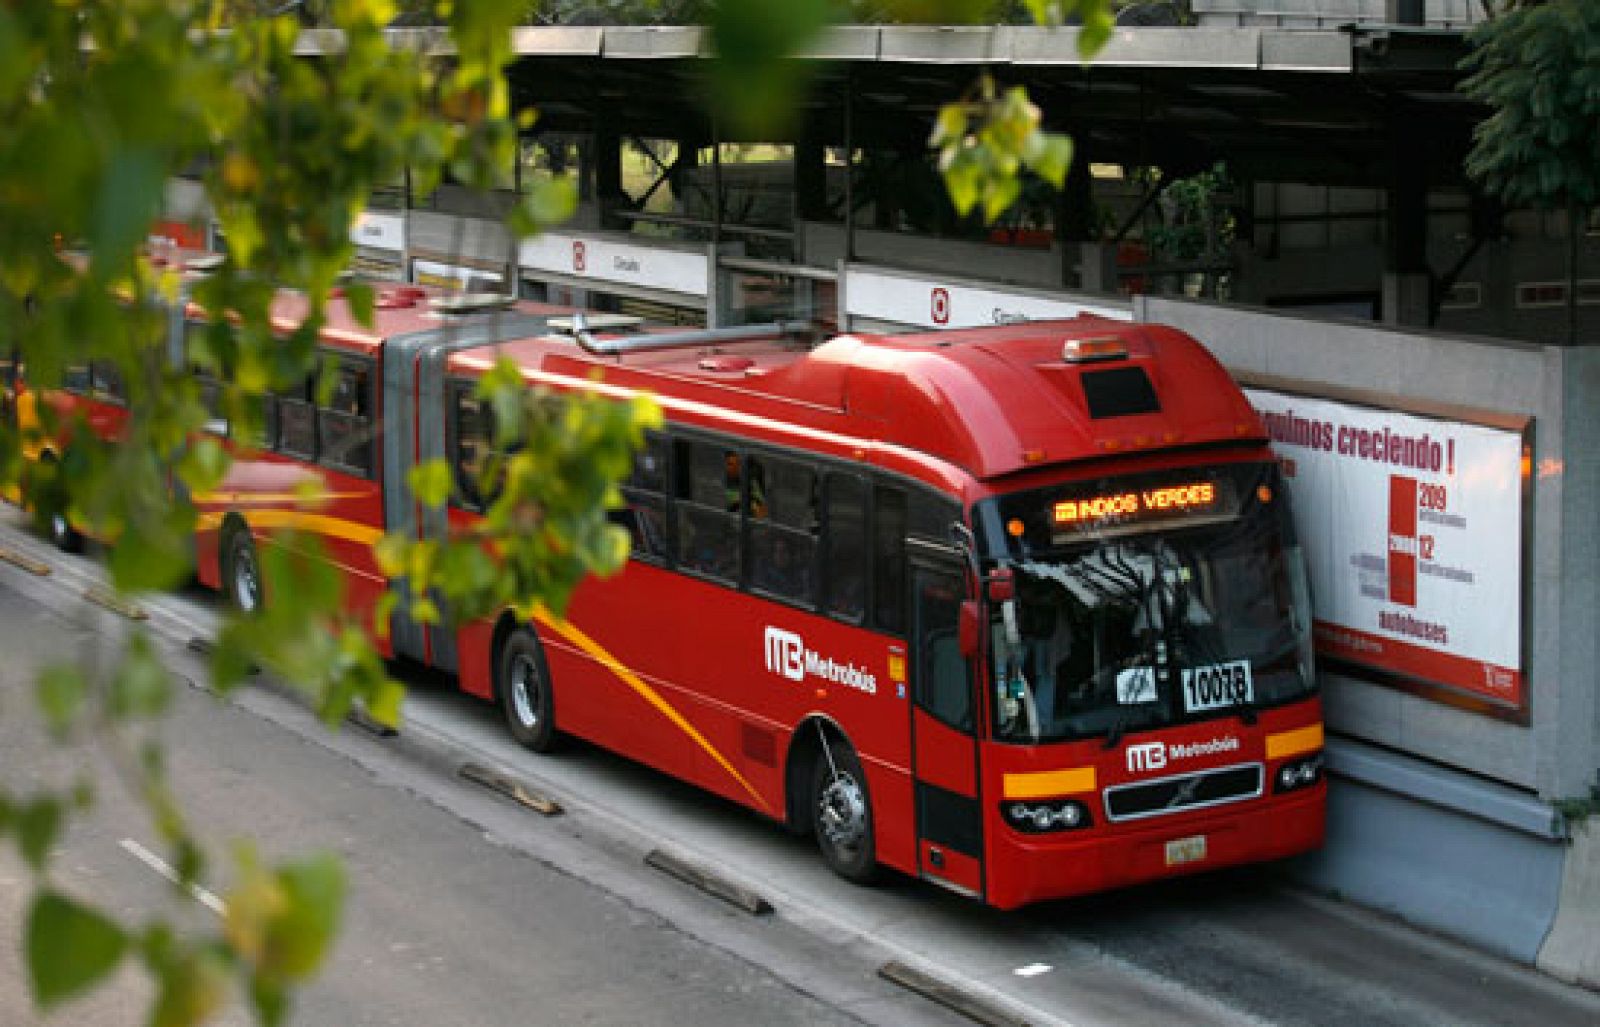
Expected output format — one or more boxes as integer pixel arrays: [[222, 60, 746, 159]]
[[907, 544, 985, 899]]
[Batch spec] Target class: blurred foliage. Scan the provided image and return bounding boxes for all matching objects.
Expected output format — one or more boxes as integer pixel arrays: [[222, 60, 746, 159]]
[[0, 0, 1107, 1023], [0, 1, 605, 1023], [1460, 0, 1600, 209]]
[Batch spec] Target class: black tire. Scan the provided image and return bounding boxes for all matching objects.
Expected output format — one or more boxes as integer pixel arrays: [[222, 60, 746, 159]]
[[45, 506, 81, 553], [33, 455, 81, 553], [811, 735, 878, 884], [223, 526, 263, 614], [498, 628, 558, 753]]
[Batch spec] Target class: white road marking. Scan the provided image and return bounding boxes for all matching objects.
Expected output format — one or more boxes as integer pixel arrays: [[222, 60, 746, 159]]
[[119, 838, 226, 916], [1014, 963, 1054, 977]]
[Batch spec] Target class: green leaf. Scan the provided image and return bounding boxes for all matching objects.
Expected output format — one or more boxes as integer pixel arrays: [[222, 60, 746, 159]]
[[16, 799, 63, 872], [363, 675, 405, 729], [36, 665, 88, 740], [177, 436, 230, 496], [267, 855, 345, 980], [1079, 7, 1115, 60], [344, 281, 375, 328], [91, 148, 166, 276], [1025, 132, 1075, 187], [26, 892, 129, 1007], [150, 945, 230, 1027], [110, 633, 173, 720], [109, 516, 193, 594], [409, 459, 453, 509], [509, 179, 577, 238]]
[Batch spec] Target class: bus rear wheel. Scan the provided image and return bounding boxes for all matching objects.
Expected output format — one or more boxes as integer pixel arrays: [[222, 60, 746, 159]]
[[811, 736, 878, 884], [223, 527, 262, 614], [34, 454, 81, 553], [499, 628, 557, 753]]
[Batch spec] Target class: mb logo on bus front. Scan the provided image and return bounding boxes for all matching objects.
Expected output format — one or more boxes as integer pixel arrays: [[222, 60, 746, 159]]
[[764, 626, 806, 682], [1126, 741, 1167, 773]]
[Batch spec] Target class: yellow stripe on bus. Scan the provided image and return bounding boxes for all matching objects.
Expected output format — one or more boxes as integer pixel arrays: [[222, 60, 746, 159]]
[[531, 608, 773, 815], [1002, 766, 1097, 800], [1266, 723, 1324, 761], [195, 490, 371, 505], [194, 510, 385, 548]]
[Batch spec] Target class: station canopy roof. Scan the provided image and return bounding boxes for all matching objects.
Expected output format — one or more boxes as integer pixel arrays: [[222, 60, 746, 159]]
[[439, 23, 1484, 189]]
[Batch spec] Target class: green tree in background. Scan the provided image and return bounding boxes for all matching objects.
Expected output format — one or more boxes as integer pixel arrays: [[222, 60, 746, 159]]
[[1460, 0, 1600, 342]]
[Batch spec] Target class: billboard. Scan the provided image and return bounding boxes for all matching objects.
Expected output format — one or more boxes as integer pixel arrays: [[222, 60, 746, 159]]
[[1247, 388, 1527, 711]]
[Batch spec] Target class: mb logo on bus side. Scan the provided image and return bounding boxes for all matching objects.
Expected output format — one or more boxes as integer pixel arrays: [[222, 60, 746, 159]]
[[763, 626, 879, 694], [1126, 741, 1167, 773], [764, 626, 806, 681]]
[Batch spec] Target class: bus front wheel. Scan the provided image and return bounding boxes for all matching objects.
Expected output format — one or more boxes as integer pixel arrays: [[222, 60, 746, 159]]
[[811, 736, 878, 884], [498, 628, 557, 753]]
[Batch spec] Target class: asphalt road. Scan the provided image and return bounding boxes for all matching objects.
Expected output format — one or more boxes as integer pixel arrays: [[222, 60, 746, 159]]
[[1, 506, 1598, 1026]]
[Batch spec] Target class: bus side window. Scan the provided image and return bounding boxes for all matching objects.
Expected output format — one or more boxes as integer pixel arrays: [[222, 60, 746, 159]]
[[184, 321, 237, 440], [62, 364, 91, 394], [673, 438, 739, 582], [873, 485, 908, 634], [276, 376, 318, 461], [747, 455, 816, 605], [823, 473, 866, 621], [450, 386, 489, 511], [614, 431, 668, 560], [193, 369, 227, 436], [90, 361, 126, 404], [318, 360, 373, 477]]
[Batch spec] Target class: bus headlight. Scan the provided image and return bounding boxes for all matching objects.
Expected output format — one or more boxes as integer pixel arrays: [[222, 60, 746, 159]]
[[1002, 799, 1093, 833], [1275, 753, 1323, 793]]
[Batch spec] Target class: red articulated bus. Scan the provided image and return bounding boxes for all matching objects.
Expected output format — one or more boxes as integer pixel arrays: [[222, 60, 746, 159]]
[[111, 282, 1326, 909]]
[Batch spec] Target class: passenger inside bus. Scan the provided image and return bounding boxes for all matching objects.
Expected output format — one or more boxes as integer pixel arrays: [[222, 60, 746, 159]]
[[753, 533, 812, 599]]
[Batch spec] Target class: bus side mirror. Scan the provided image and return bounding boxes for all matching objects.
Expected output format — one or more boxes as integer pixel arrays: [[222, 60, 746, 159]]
[[959, 600, 981, 658]]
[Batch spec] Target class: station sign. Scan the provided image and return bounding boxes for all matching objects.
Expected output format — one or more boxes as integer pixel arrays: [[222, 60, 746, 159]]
[[844, 267, 1130, 330], [1248, 388, 1527, 711], [518, 233, 708, 297], [351, 211, 406, 254]]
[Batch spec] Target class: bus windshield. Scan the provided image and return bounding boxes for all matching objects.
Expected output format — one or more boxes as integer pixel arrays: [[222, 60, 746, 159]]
[[978, 462, 1314, 745]]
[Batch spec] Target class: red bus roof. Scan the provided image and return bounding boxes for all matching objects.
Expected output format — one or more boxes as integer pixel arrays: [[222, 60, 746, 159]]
[[258, 285, 582, 355], [450, 316, 1266, 483]]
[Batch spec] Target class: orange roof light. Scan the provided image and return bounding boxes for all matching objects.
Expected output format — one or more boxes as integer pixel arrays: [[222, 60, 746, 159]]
[[1007, 518, 1026, 538], [1062, 337, 1127, 363]]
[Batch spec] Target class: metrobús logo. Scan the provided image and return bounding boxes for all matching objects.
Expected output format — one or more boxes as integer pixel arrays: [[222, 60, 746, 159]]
[[1125, 736, 1240, 773], [763, 627, 878, 695]]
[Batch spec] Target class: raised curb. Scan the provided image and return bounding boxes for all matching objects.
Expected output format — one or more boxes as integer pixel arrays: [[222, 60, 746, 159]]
[[1538, 819, 1600, 990]]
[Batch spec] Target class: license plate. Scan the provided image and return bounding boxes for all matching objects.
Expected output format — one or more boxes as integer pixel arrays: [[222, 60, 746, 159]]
[[1180, 660, 1253, 713], [1165, 834, 1207, 867]]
